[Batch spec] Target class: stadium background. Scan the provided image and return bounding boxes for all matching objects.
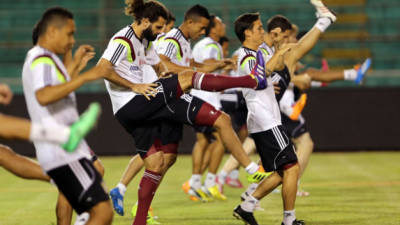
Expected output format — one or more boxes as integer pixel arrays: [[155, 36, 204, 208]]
[[0, 0, 399, 156]]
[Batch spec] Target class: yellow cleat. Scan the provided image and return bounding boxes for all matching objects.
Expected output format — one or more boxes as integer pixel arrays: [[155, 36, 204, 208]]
[[188, 187, 213, 202], [247, 171, 273, 183], [207, 185, 227, 201]]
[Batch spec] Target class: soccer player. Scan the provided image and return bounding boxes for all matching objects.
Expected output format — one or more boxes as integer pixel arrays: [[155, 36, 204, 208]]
[[278, 27, 371, 196], [98, 1, 286, 224], [182, 14, 233, 201], [232, 1, 338, 224], [20, 7, 134, 225]]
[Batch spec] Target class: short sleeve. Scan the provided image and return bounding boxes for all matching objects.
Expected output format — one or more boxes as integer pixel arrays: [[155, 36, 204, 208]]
[[156, 38, 177, 60], [30, 58, 60, 91], [239, 55, 256, 75], [204, 44, 221, 60], [101, 38, 128, 66]]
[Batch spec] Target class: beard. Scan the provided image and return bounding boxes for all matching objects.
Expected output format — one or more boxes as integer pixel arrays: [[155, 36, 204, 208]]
[[142, 27, 158, 41]]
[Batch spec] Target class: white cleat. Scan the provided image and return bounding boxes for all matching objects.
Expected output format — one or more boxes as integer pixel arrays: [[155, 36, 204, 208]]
[[310, 0, 337, 23]]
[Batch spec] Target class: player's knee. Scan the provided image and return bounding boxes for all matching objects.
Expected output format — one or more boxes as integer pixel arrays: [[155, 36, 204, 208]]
[[0, 145, 13, 165], [283, 162, 300, 176], [165, 154, 177, 168], [214, 112, 231, 130], [94, 202, 114, 225]]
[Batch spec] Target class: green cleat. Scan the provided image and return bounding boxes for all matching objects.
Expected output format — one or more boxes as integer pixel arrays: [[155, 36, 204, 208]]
[[62, 103, 101, 152], [247, 171, 272, 183]]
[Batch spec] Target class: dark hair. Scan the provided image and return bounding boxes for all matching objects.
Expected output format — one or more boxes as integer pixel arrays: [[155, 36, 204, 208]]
[[125, 0, 169, 24], [167, 11, 176, 23], [267, 15, 292, 33], [234, 13, 260, 43], [205, 15, 217, 36], [184, 4, 210, 22], [296, 30, 307, 41], [32, 7, 73, 45], [219, 36, 229, 45]]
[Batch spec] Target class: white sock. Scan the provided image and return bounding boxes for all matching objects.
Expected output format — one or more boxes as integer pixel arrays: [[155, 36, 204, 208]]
[[283, 209, 296, 225], [228, 169, 240, 179], [189, 174, 202, 190], [29, 123, 70, 144], [117, 183, 127, 196], [74, 212, 90, 225], [204, 173, 216, 188], [245, 162, 259, 175], [246, 183, 259, 195], [240, 194, 258, 212], [344, 69, 357, 81], [218, 170, 227, 185], [314, 17, 331, 32]]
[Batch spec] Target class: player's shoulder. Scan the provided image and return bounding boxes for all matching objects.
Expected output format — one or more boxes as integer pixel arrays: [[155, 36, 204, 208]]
[[238, 47, 256, 61], [26, 46, 55, 65]]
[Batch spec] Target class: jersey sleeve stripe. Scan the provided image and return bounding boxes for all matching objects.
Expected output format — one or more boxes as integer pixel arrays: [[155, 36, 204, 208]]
[[112, 36, 136, 63], [240, 54, 256, 70], [164, 37, 183, 61], [31, 54, 67, 83], [110, 44, 124, 65]]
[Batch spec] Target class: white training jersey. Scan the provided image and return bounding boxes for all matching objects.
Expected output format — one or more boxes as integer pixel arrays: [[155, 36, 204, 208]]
[[237, 44, 282, 133], [156, 28, 192, 67], [102, 25, 160, 113], [191, 37, 222, 109], [22, 46, 91, 171]]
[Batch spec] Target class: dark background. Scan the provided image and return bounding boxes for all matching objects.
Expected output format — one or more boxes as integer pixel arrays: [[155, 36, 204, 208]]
[[1, 87, 399, 157]]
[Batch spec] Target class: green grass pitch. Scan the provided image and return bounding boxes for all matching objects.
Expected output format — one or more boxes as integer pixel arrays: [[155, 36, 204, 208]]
[[0, 152, 399, 225]]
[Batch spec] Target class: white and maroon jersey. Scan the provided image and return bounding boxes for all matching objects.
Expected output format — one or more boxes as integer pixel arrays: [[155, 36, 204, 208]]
[[191, 37, 223, 109], [22, 46, 91, 171], [236, 45, 281, 133], [101, 25, 160, 113], [156, 28, 192, 67]]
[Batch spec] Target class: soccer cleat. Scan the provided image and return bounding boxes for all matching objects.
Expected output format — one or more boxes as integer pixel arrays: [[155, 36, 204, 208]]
[[182, 180, 190, 194], [62, 102, 101, 152], [132, 203, 160, 224], [188, 187, 213, 202], [207, 185, 227, 201], [355, 58, 372, 84], [282, 220, 306, 225], [225, 176, 244, 188], [310, 0, 336, 23], [289, 94, 307, 121], [247, 170, 272, 183], [233, 205, 259, 225], [110, 187, 124, 216], [250, 50, 267, 90]]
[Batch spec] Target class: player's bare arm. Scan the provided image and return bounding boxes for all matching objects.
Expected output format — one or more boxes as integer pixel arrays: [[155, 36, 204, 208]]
[[98, 58, 157, 100]]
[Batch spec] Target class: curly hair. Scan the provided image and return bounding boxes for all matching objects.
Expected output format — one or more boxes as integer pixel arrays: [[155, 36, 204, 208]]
[[125, 0, 168, 24]]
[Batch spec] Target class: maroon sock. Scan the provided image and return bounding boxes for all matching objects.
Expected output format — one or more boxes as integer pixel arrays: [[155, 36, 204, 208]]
[[132, 170, 162, 225], [191, 72, 257, 91]]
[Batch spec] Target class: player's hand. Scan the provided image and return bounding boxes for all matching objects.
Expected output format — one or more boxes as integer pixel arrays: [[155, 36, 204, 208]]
[[131, 83, 158, 100], [0, 84, 13, 105], [75, 45, 96, 72], [273, 82, 281, 94]]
